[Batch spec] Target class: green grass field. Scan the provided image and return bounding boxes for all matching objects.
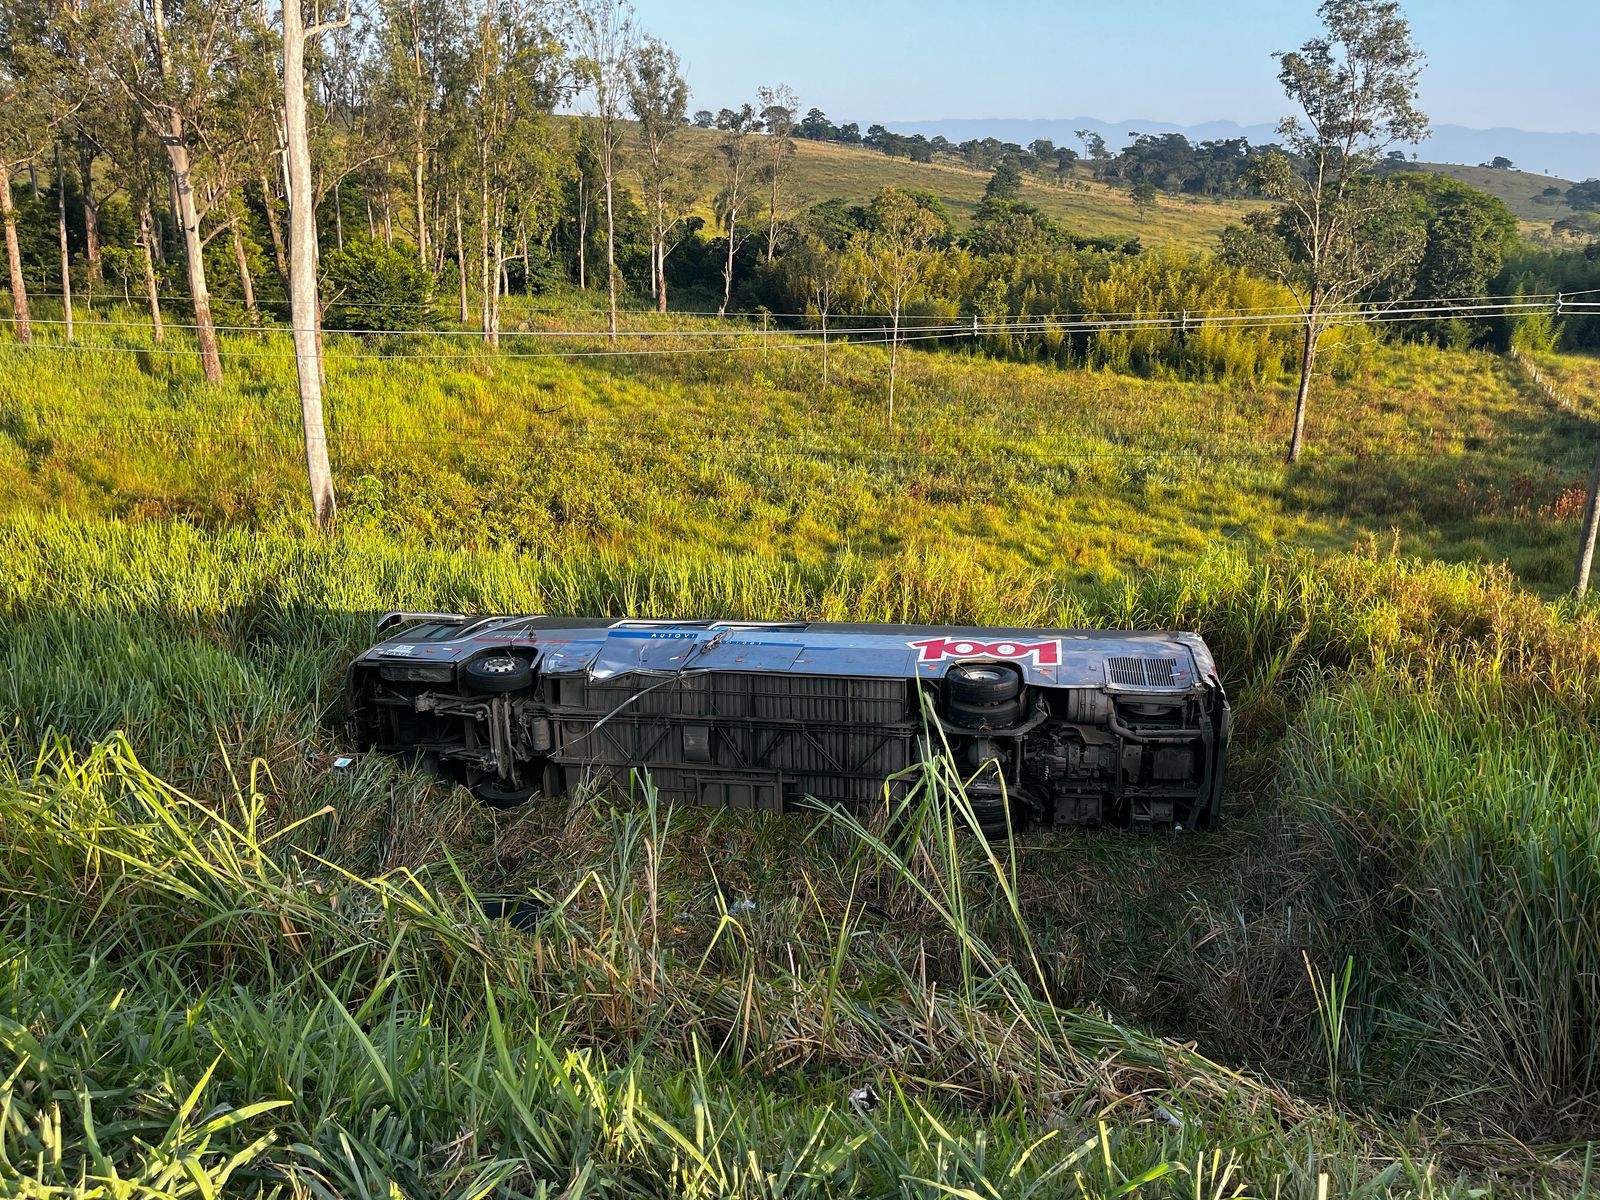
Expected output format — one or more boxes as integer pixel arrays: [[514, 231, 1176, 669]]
[[3, 300, 1600, 1194]]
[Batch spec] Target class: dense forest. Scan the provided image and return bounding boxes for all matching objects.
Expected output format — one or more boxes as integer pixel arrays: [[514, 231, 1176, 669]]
[[1, 0, 1598, 390]]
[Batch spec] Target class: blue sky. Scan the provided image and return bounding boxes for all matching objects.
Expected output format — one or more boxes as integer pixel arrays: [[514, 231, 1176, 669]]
[[626, 0, 1600, 134]]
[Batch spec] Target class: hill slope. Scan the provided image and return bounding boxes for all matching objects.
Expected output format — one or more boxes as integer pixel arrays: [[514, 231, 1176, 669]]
[[782, 138, 1264, 245], [0, 305, 1595, 588], [1380, 159, 1574, 221], [667, 126, 1266, 247]]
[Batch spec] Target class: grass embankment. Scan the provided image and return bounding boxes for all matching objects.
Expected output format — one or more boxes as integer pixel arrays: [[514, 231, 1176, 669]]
[[3, 520, 1600, 1193], [3, 309, 1600, 1192], [0, 302, 1594, 590]]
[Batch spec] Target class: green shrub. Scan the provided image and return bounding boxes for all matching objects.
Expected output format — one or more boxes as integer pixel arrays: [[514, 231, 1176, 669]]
[[320, 237, 437, 333]]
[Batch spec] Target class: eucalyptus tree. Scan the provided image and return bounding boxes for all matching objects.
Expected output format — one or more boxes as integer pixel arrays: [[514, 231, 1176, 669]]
[[756, 83, 797, 264], [574, 0, 633, 339], [0, 0, 51, 341], [849, 186, 943, 425], [281, 0, 357, 528], [62, 0, 263, 382], [1221, 0, 1428, 462], [712, 102, 760, 317], [625, 33, 689, 312], [463, 0, 564, 346], [374, 0, 465, 262]]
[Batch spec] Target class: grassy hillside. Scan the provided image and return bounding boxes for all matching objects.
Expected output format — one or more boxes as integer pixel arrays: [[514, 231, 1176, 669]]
[[1393, 160, 1575, 221], [666, 127, 1266, 246], [671, 127, 1570, 246], [783, 138, 1264, 245], [4, 304, 1600, 1192], [1, 300, 1593, 590]]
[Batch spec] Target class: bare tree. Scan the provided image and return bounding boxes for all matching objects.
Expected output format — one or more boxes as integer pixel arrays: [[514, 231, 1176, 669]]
[[575, 0, 633, 340], [1221, 0, 1428, 463], [281, 0, 352, 528], [712, 102, 760, 318], [756, 83, 796, 264], [625, 34, 689, 313]]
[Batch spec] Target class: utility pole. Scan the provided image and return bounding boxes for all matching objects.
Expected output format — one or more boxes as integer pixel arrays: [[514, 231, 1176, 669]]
[[281, 0, 348, 529]]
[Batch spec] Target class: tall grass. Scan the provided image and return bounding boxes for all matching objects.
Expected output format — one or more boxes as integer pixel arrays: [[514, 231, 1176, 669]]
[[4, 510, 1600, 1154], [1284, 677, 1600, 1130], [4, 308, 1600, 1187], [0, 734, 1412, 1197]]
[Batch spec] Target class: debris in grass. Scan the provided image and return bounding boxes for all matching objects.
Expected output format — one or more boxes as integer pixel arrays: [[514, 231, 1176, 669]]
[[481, 895, 546, 932], [849, 1085, 879, 1112]]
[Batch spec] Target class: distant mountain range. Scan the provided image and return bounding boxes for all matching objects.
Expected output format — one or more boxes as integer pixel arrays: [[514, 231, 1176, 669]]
[[892, 118, 1599, 184]]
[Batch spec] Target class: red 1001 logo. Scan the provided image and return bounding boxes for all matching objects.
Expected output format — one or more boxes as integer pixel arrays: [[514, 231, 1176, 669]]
[[907, 637, 1062, 666]]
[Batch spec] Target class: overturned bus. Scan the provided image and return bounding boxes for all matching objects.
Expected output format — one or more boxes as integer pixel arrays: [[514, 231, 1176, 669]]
[[346, 615, 1230, 833]]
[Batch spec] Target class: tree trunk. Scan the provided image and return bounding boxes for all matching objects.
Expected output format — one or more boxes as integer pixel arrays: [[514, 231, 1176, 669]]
[[163, 130, 223, 382], [78, 134, 101, 287], [260, 171, 289, 282], [519, 215, 530, 295], [431, 191, 444, 275], [887, 305, 899, 427], [479, 153, 495, 348], [232, 221, 257, 317], [1287, 316, 1318, 464], [382, 194, 392, 247], [333, 179, 344, 249], [1574, 440, 1600, 598], [413, 126, 428, 263], [657, 238, 668, 314], [766, 186, 778, 265], [576, 176, 587, 290], [139, 201, 163, 342], [718, 206, 736, 318], [365, 192, 375, 238], [603, 167, 617, 341], [282, 0, 337, 527], [1, 161, 31, 343], [820, 302, 828, 390], [454, 191, 467, 323], [54, 144, 73, 342], [410, 1, 428, 264]]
